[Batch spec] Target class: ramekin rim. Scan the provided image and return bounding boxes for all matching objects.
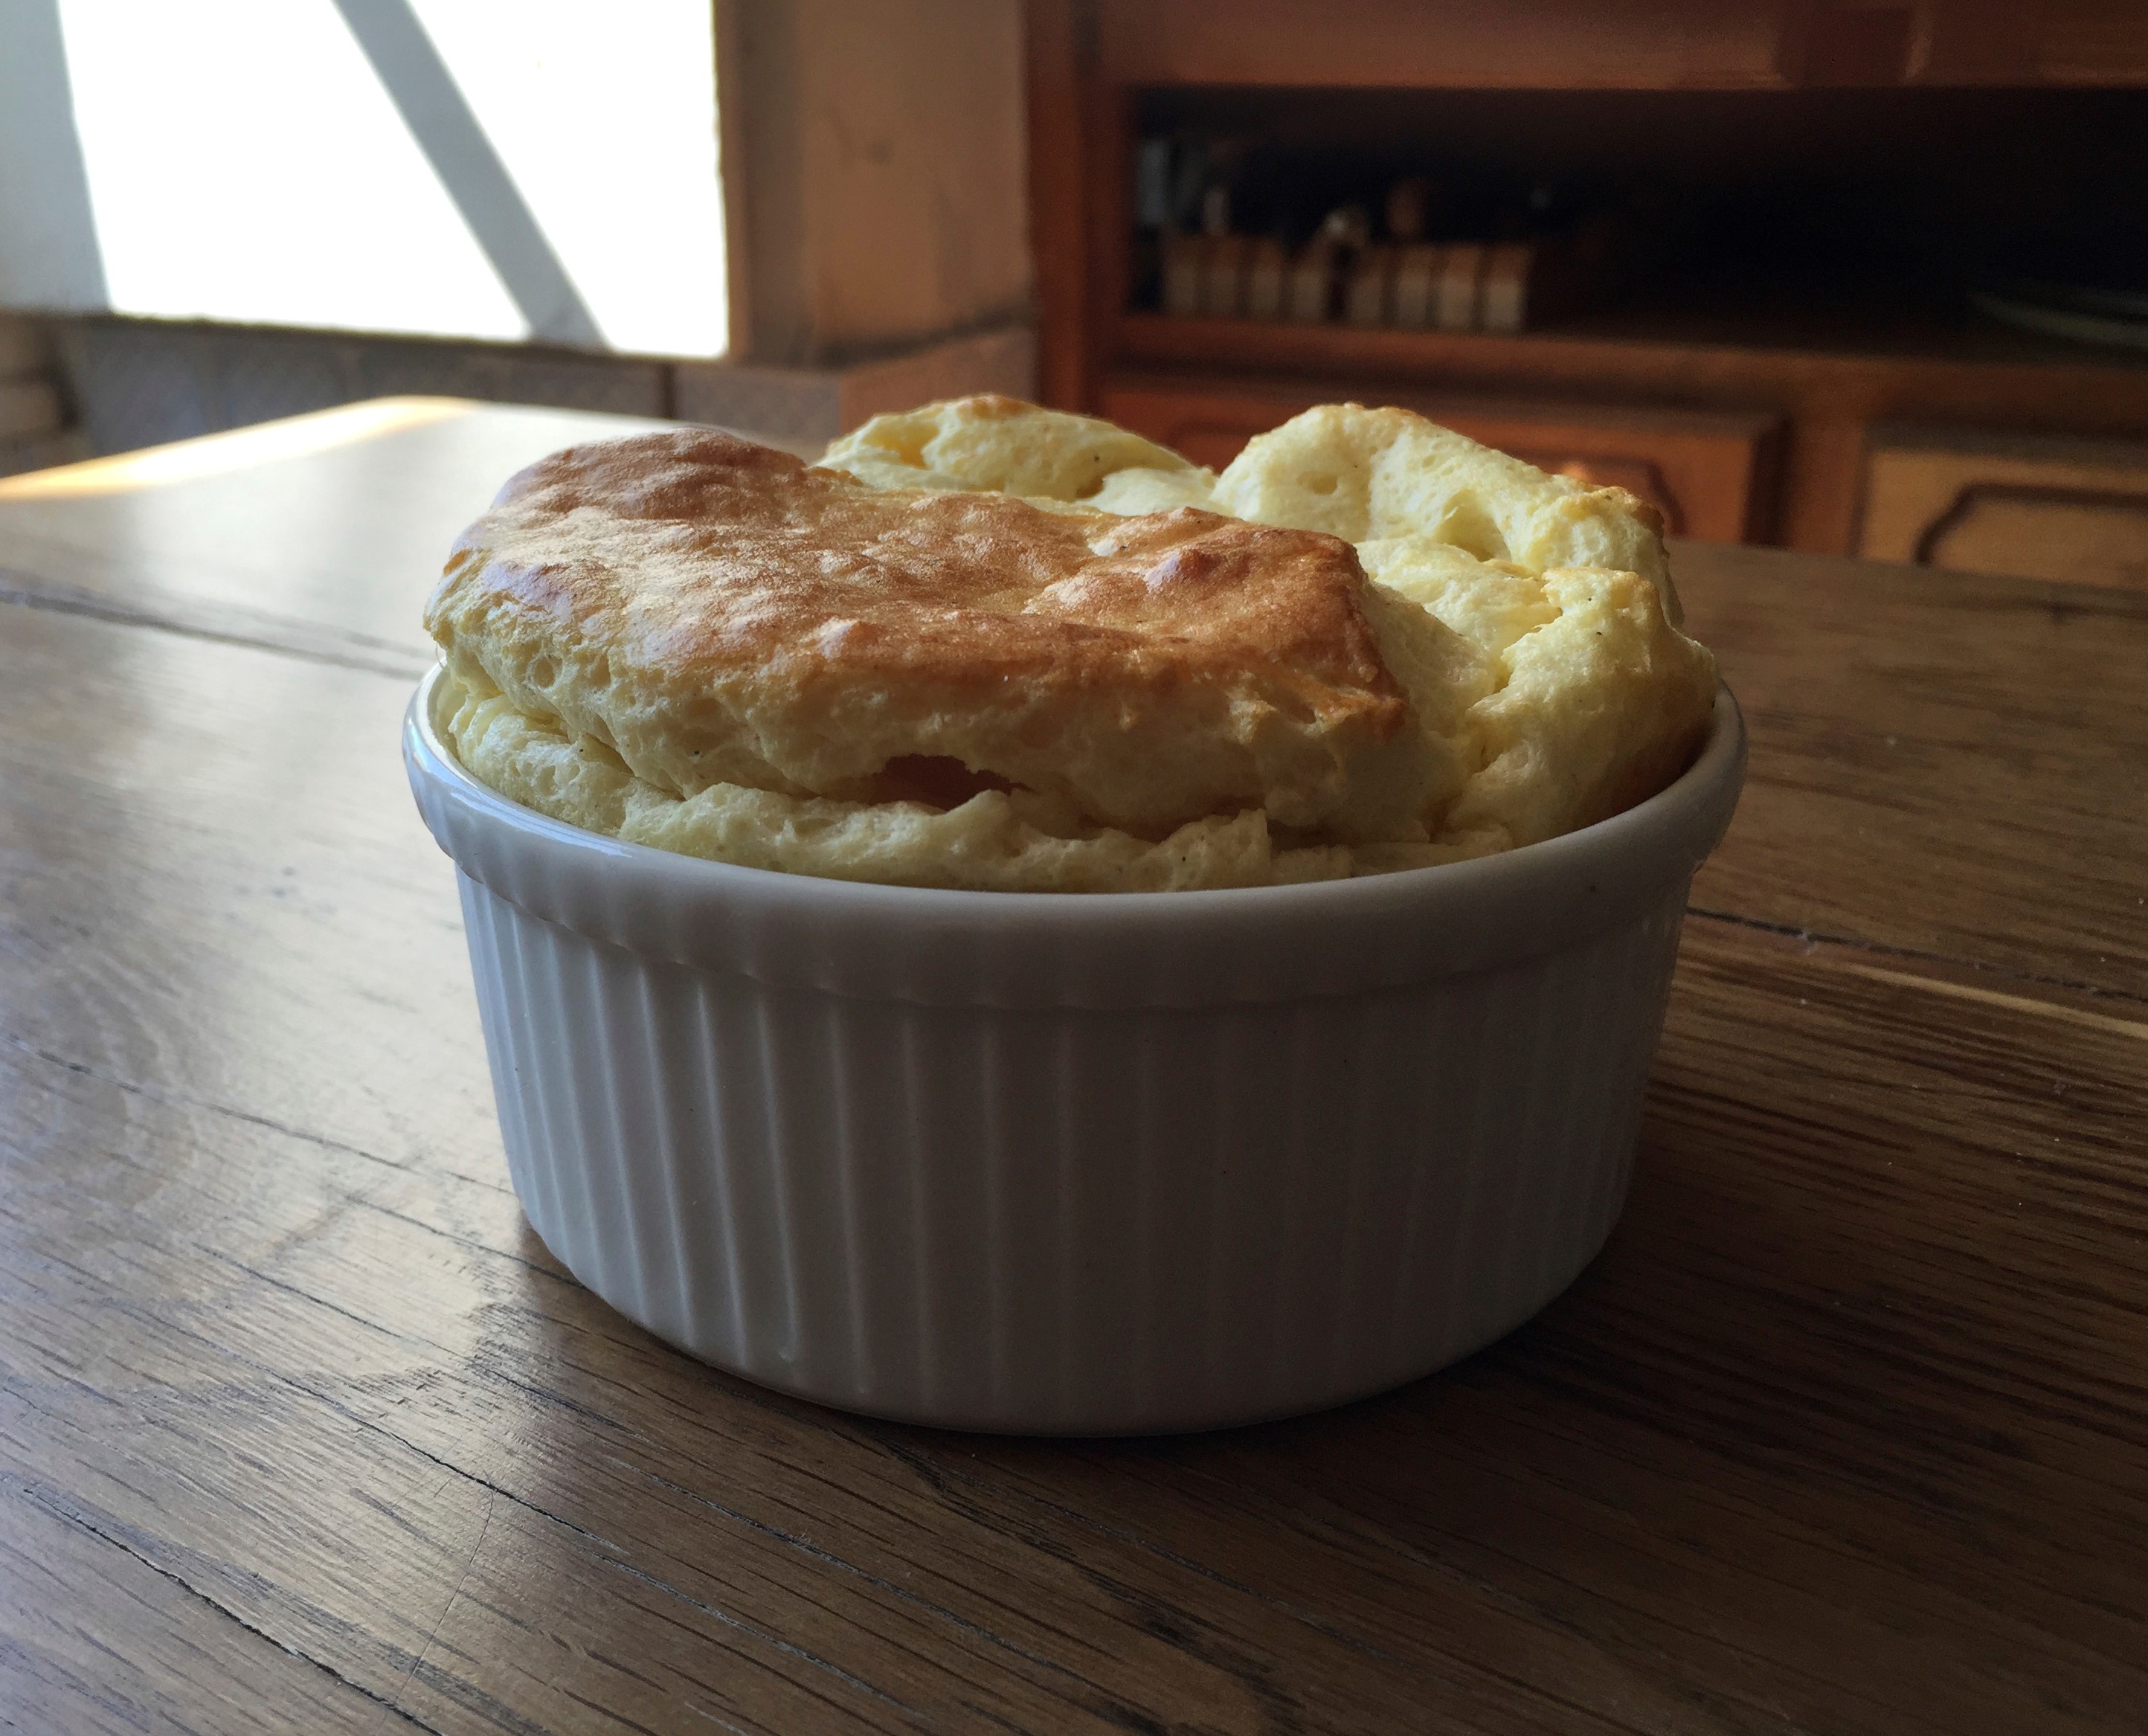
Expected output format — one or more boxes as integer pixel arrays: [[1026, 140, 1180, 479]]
[[404, 662, 1745, 919]]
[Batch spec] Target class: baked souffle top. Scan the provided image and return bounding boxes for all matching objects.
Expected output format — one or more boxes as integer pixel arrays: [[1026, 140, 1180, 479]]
[[425, 397, 1717, 891]]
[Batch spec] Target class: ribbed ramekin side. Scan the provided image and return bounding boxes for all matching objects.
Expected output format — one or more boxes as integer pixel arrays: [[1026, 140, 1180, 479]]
[[451, 872, 1698, 1433], [457, 873, 582, 1274], [457, 875, 536, 1209], [504, 896, 630, 1301], [589, 936, 740, 1358], [1544, 888, 1690, 1296], [1211, 880, 1698, 1417]]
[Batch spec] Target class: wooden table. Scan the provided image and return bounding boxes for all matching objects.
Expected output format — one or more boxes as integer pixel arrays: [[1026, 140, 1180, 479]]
[[4, 399, 2144, 1735]]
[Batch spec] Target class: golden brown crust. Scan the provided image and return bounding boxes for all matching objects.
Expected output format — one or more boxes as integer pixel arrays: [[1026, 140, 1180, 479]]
[[425, 428, 1459, 840]]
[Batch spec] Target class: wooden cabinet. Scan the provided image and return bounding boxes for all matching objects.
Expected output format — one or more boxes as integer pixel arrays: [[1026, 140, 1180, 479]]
[[1859, 428, 2148, 591], [1027, 0, 2148, 557], [1102, 375, 1781, 542]]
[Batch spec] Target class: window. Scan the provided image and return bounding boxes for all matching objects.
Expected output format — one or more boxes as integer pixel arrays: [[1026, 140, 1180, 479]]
[[26, 0, 727, 356]]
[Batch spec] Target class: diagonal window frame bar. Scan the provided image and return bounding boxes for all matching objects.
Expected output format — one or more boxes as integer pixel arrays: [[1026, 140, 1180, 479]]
[[329, 0, 604, 348]]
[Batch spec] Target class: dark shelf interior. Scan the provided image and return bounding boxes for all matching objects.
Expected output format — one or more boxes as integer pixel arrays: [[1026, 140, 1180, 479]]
[[1128, 85, 2148, 348]]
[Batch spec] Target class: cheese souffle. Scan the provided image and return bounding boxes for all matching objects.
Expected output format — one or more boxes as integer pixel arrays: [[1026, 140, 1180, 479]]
[[425, 398, 1717, 892]]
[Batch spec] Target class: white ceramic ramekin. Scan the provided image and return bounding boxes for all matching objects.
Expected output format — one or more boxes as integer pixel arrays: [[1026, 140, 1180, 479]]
[[405, 667, 1744, 1433]]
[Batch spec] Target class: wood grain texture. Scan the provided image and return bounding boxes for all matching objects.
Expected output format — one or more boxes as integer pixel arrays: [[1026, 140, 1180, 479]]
[[1677, 539, 2148, 1000], [0, 401, 684, 666], [4, 405, 2147, 1732]]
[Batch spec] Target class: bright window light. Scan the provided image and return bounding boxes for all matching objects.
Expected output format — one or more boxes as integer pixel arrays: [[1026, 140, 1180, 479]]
[[51, 0, 727, 356], [408, 1, 727, 357]]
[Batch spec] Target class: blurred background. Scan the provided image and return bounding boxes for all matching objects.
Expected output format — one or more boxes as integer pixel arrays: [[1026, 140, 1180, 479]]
[[5, 0, 2147, 584]]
